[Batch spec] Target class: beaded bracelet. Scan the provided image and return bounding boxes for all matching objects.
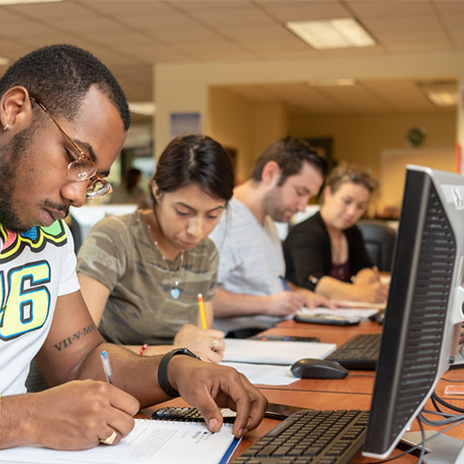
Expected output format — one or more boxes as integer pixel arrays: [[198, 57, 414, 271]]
[[139, 343, 149, 356]]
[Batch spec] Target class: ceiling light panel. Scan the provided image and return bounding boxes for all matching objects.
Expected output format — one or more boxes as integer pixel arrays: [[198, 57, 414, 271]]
[[286, 18, 376, 50]]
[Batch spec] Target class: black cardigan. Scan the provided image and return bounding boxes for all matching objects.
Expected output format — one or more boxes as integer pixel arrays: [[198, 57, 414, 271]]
[[283, 211, 373, 291]]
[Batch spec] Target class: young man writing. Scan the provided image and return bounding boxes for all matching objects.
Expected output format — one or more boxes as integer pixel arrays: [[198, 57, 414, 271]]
[[210, 137, 334, 335], [0, 44, 266, 451]]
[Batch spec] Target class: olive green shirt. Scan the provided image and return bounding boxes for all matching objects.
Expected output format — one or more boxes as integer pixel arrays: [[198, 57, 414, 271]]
[[76, 210, 218, 345]]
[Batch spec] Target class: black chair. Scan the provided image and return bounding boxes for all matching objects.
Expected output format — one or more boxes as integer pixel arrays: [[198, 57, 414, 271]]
[[357, 220, 397, 272], [69, 214, 83, 253]]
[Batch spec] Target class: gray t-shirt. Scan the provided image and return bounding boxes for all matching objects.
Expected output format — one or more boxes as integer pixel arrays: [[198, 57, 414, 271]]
[[77, 210, 218, 345], [209, 198, 286, 332]]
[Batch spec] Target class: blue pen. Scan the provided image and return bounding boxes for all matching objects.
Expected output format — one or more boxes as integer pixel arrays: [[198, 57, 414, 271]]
[[279, 275, 290, 291], [100, 350, 114, 385]]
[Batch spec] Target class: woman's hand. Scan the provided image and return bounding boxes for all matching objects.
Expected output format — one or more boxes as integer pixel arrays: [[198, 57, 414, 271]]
[[353, 280, 389, 303], [174, 324, 225, 363]]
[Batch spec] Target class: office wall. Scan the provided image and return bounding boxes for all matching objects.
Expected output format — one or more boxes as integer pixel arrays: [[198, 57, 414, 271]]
[[208, 88, 456, 208], [154, 51, 464, 210], [209, 87, 288, 183], [289, 109, 456, 213]]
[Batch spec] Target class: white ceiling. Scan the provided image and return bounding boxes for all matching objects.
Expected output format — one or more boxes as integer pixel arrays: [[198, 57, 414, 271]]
[[0, 0, 462, 117]]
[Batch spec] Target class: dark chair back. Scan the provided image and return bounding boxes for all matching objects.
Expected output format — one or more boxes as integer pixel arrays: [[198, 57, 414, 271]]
[[358, 220, 397, 272]]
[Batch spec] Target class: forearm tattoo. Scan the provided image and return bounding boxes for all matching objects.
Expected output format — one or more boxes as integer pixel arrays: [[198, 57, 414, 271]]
[[54, 322, 98, 351]]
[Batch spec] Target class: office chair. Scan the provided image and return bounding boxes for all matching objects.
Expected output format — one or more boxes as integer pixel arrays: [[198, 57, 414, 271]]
[[357, 220, 397, 272], [68, 214, 83, 253]]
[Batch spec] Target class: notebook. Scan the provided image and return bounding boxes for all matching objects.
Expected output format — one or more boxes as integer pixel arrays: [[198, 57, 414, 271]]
[[0, 419, 240, 464], [223, 338, 336, 365]]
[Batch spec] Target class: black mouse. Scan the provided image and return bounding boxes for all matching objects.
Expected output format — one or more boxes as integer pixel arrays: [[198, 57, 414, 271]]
[[290, 358, 349, 379], [369, 309, 386, 325]]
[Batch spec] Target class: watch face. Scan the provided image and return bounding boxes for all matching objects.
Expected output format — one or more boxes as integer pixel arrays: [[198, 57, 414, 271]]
[[407, 127, 426, 147]]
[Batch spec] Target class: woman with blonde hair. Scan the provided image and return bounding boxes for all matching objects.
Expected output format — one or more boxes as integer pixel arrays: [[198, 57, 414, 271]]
[[283, 163, 388, 303]]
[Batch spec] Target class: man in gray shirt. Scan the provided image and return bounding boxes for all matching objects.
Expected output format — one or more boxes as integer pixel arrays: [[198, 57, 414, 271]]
[[210, 137, 333, 334]]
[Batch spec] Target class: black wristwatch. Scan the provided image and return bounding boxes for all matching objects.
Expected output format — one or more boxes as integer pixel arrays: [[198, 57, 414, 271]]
[[158, 348, 200, 398]]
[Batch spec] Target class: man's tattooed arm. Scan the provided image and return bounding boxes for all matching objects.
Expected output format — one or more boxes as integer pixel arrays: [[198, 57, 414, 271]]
[[54, 322, 98, 351]]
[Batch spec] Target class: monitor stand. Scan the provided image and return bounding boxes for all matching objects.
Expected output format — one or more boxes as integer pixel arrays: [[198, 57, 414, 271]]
[[401, 431, 464, 463]]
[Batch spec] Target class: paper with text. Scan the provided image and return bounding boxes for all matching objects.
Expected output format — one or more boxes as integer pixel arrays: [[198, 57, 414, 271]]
[[0, 419, 239, 464]]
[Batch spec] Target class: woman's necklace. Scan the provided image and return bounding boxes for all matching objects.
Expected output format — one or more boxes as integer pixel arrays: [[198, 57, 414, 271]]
[[146, 218, 184, 300]]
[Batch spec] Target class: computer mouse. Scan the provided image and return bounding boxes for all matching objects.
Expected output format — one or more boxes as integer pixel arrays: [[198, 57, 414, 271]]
[[290, 358, 349, 379], [369, 309, 386, 325]]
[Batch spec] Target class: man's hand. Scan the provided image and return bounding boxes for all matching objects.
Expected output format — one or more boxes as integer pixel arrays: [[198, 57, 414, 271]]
[[4, 380, 140, 450], [167, 356, 268, 438], [264, 291, 305, 317], [297, 288, 337, 309]]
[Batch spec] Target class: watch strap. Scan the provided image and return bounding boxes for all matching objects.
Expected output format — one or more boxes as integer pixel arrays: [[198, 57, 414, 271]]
[[158, 348, 200, 398]]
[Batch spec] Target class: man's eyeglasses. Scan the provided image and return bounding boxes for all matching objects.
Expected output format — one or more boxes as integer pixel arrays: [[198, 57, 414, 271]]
[[30, 97, 112, 198]]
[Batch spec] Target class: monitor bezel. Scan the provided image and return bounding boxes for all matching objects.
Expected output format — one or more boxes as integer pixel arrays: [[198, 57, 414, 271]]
[[362, 165, 464, 459]]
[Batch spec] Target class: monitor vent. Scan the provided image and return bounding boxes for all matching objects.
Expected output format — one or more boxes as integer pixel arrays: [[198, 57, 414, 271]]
[[392, 188, 455, 436]]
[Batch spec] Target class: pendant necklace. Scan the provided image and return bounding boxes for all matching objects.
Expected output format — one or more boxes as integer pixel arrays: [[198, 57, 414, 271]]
[[147, 219, 184, 300]]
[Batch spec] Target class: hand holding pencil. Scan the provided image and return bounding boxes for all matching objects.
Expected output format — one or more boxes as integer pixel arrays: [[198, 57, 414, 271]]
[[198, 293, 208, 330], [168, 294, 225, 363]]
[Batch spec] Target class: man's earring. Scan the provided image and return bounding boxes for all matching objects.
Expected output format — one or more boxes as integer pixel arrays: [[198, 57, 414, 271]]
[[3, 123, 9, 131]]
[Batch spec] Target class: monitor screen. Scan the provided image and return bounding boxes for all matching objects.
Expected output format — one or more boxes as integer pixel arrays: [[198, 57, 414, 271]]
[[363, 165, 464, 460]]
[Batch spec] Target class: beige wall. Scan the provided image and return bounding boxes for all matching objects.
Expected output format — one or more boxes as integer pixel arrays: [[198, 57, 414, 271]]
[[289, 109, 456, 213], [208, 88, 456, 208], [154, 50, 464, 211], [208, 87, 289, 183]]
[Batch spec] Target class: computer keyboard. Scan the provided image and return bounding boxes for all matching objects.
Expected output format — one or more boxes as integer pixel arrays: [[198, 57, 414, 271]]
[[326, 333, 381, 370], [231, 408, 369, 464]]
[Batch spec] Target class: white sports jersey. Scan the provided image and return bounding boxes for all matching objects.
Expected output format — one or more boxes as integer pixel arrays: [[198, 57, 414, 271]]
[[0, 220, 79, 395]]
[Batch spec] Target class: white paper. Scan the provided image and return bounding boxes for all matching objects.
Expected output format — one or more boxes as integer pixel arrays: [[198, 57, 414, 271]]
[[298, 307, 380, 320], [221, 361, 297, 386], [223, 339, 336, 365], [0, 419, 239, 464], [330, 300, 386, 310]]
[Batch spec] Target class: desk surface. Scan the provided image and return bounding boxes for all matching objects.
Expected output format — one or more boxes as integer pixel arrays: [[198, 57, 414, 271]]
[[145, 318, 464, 463]]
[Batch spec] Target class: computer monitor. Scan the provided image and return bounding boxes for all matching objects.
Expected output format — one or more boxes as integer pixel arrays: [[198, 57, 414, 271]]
[[363, 165, 464, 463]]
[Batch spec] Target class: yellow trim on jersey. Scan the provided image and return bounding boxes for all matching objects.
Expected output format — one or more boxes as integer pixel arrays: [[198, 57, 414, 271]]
[[0, 220, 67, 262]]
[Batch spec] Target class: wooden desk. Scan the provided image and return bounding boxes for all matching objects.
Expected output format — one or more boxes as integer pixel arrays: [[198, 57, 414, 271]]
[[143, 319, 464, 463]]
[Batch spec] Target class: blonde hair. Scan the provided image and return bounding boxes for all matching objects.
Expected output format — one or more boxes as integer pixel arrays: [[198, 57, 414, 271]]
[[326, 163, 377, 193]]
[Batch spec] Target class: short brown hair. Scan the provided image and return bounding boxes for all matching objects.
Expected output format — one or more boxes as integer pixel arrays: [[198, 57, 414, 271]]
[[250, 137, 328, 186]]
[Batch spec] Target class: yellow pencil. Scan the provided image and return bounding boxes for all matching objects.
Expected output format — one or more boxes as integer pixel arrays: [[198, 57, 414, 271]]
[[197, 293, 207, 329]]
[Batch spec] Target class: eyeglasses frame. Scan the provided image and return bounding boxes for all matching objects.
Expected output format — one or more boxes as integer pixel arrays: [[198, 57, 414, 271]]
[[29, 96, 112, 198]]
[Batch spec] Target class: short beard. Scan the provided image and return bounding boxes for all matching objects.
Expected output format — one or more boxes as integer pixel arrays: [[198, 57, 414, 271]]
[[263, 187, 288, 223], [0, 126, 35, 232]]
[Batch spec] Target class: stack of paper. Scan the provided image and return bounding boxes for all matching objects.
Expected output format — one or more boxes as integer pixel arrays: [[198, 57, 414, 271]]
[[223, 339, 336, 365]]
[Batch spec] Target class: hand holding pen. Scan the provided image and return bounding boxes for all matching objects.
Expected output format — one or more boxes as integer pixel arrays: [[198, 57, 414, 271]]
[[279, 275, 291, 291], [100, 350, 114, 385]]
